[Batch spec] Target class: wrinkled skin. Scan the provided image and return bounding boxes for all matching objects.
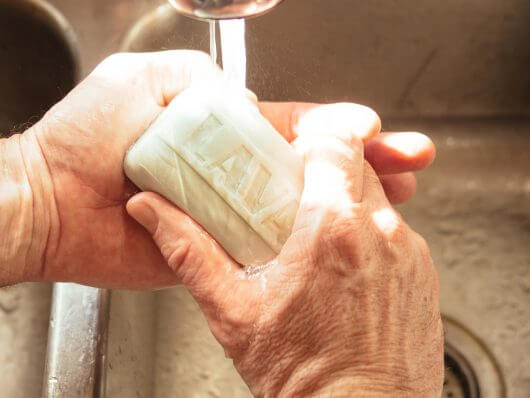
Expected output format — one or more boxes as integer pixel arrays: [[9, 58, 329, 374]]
[[2, 50, 443, 395], [11, 50, 434, 289], [127, 99, 444, 396]]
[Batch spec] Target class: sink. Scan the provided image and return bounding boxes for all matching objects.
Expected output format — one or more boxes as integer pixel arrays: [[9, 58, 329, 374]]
[[0, 0, 78, 136], [0, 1, 78, 397], [0, 0, 528, 397], [396, 119, 529, 398]]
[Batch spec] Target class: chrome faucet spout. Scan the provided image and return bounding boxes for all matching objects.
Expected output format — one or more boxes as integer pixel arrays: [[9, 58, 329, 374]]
[[168, 0, 285, 20]]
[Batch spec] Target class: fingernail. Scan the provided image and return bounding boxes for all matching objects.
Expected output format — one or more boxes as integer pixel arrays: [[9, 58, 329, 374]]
[[127, 199, 158, 235]]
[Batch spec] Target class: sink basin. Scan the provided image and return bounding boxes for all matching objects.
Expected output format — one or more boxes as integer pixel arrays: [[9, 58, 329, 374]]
[[106, 120, 529, 398], [396, 119, 529, 398], [0, 1, 78, 397], [0, 0, 528, 397], [0, 0, 78, 136]]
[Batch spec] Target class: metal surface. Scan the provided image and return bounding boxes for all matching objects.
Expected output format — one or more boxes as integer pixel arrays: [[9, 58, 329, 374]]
[[167, 0, 285, 20], [440, 316, 506, 398], [0, 3, 110, 396], [444, 344, 480, 398], [0, 0, 528, 397], [42, 284, 110, 398], [0, 0, 79, 136], [120, 3, 209, 55]]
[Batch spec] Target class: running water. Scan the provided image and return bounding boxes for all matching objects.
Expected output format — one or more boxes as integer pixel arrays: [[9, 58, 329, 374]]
[[214, 19, 247, 89], [209, 20, 217, 65]]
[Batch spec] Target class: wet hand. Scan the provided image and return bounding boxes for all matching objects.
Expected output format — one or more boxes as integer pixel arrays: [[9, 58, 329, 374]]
[[127, 102, 443, 395]]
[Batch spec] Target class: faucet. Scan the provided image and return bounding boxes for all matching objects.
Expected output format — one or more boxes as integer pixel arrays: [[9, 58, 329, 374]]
[[168, 0, 285, 20]]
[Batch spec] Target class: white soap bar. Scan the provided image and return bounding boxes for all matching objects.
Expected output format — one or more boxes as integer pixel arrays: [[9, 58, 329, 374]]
[[124, 86, 304, 266]]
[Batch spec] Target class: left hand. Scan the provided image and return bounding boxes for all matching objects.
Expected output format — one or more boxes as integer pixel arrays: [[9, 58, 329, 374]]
[[14, 50, 434, 289]]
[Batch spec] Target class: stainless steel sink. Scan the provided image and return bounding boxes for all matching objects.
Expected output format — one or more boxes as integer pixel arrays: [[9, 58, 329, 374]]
[[0, 0, 78, 136], [0, 0, 528, 397], [396, 119, 529, 398]]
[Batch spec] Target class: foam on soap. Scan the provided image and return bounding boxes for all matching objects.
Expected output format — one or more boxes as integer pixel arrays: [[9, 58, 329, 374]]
[[124, 85, 304, 266]]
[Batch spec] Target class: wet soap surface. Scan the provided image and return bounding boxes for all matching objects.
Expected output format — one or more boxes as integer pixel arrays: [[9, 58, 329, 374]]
[[124, 86, 304, 266]]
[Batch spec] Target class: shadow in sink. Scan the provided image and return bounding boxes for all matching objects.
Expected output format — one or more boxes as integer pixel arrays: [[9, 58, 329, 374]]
[[0, 0, 79, 137]]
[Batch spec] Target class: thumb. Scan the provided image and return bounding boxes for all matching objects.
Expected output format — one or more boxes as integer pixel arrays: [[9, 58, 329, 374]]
[[126, 192, 243, 305]]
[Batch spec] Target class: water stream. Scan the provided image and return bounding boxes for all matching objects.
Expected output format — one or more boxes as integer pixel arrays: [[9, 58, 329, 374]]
[[210, 19, 247, 89]]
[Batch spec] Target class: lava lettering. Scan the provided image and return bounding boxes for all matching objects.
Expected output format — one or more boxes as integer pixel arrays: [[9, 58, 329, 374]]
[[184, 114, 290, 226]]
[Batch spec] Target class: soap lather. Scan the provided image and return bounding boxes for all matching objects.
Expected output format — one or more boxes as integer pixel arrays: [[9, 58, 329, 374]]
[[124, 86, 304, 266]]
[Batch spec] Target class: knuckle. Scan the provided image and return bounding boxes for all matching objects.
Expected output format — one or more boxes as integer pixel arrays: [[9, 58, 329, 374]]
[[329, 218, 356, 249], [183, 49, 212, 64], [93, 52, 147, 81], [363, 160, 382, 186], [179, 50, 218, 76], [159, 237, 194, 277], [350, 103, 382, 138], [413, 232, 433, 262], [370, 205, 410, 247], [356, 103, 381, 122], [406, 230, 437, 283], [323, 211, 366, 264], [426, 257, 440, 296], [325, 103, 382, 142], [178, 50, 220, 84], [387, 216, 410, 246], [98, 52, 133, 70]]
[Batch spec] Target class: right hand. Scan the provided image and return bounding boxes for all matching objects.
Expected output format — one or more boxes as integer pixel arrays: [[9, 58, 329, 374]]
[[127, 103, 444, 397]]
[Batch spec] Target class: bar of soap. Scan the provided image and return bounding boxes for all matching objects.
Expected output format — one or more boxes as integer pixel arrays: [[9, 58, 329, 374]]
[[124, 85, 304, 266]]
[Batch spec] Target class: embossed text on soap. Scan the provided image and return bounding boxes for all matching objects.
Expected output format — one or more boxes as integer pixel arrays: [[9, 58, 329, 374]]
[[182, 114, 298, 244]]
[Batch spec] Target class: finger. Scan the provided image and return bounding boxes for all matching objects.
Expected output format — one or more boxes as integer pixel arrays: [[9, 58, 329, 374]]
[[293, 103, 381, 143], [364, 132, 436, 175], [260, 103, 435, 177], [260, 101, 386, 145], [293, 103, 381, 229], [126, 192, 245, 306], [362, 164, 409, 242], [380, 172, 417, 205]]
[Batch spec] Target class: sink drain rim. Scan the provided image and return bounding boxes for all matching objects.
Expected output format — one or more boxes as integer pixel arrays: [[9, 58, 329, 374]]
[[443, 315, 507, 398], [444, 342, 480, 398]]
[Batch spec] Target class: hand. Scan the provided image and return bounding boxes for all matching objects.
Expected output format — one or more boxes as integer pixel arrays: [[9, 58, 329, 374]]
[[12, 50, 434, 289], [258, 102, 435, 206], [126, 104, 444, 395]]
